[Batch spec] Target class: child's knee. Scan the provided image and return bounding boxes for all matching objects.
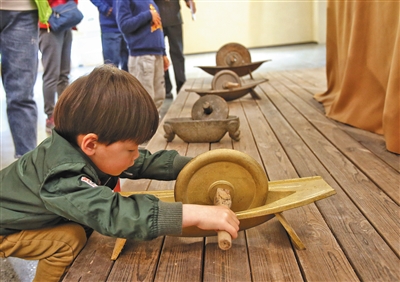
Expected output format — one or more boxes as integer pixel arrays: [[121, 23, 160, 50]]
[[65, 223, 88, 256]]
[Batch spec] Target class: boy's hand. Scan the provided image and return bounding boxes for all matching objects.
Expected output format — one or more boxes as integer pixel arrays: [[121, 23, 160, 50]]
[[163, 56, 170, 71], [182, 204, 240, 238], [150, 4, 162, 32]]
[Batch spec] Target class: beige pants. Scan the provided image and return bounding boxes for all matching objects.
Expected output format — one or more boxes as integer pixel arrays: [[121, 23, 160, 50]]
[[0, 223, 87, 282], [128, 55, 166, 110]]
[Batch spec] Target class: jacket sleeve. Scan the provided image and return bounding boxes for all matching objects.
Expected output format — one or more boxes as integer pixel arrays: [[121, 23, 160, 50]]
[[40, 166, 182, 239], [121, 149, 192, 180], [90, 0, 110, 15], [115, 0, 152, 34]]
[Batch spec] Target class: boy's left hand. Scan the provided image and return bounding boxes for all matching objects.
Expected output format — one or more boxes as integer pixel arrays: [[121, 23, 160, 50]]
[[163, 56, 170, 71]]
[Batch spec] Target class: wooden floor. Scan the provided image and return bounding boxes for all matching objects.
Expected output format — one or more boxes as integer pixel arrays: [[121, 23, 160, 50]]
[[63, 67, 399, 282]]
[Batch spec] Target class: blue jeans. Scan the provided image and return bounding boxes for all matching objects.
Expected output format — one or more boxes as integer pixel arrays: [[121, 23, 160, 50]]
[[101, 32, 129, 71], [0, 10, 39, 157]]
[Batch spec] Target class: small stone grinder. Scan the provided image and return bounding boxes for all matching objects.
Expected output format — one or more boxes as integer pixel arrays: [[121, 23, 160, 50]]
[[111, 149, 336, 259], [197, 42, 271, 78], [186, 69, 268, 101], [187, 43, 269, 101], [163, 95, 240, 143]]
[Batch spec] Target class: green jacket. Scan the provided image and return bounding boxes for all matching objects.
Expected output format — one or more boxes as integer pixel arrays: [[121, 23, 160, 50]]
[[0, 130, 191, 240]]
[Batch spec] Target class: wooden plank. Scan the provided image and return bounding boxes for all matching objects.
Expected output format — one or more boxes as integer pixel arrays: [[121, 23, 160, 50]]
[[154, 237, 204, 282], [275, 70, 400, 204], [239, 88, 358, 281], [107, 237, 164, 281], [200, 112, 252, 282], [203, 233, 251, 282], [62, 232, 115, 281], [281, 70, 400, 171], [246, 219, 304, 282], [257, 76, 399, 281], [230, 94, 304, 281], [337, 123, 400, 172]]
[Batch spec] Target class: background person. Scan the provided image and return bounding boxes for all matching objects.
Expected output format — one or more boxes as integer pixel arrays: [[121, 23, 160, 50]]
[[39, 0, 78, 133], [0, 0, 44, 158], [154, 0, 196, 98], [90, 0, 129, 71], [116, 0, 170, 111]]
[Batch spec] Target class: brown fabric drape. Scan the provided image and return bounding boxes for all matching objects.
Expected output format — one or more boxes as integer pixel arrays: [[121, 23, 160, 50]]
[[315, 0, 400, 154]]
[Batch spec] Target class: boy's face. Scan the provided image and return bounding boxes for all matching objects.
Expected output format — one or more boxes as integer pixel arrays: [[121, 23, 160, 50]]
[[89, 140, 140, 176]]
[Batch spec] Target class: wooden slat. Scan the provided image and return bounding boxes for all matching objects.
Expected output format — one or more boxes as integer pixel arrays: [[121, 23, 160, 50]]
[[271, 71, 400, 203], [154, 237, 204, 282], [280, 70, 400, 172], [257, 76, 399, 281], [238, 86, 358, 281], [107, 238, 164, 281], [62, 232, 115, 281], [229, 95, 304, 281], [203, 233, 251, 282], [266, 71, 400, 249]]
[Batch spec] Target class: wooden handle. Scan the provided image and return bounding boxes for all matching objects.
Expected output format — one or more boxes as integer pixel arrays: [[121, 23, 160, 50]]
[[223, 81, 240, 89], [214, 188, 232, 250]]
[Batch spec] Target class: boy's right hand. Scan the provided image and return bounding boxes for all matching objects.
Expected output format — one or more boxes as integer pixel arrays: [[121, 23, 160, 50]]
[[182, 204, 240, 238]]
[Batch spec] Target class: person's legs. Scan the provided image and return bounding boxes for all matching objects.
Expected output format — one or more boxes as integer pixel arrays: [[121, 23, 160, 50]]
[[162, 28, 173, 96], [0, 223, 87, 282], [129, 55, 164, 110], [153, 55, 166, 109], [118, 33, 129, 72], [101, 32, 121, 67], [166, 24, 186, 93], [39, 30, 63, 120], [57, 29, 72, 98], [0, 10, 38, 157]]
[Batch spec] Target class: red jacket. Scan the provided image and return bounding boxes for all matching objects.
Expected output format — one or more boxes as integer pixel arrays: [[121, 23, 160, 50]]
[[39, 0, 79, 29]]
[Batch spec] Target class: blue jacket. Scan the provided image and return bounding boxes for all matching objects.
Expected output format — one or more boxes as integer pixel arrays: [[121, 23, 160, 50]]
[[90, 0, 119, 33], [116, 0, 165, 56]]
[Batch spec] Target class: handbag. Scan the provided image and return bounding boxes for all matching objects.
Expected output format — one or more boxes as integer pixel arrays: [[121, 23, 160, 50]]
[[48, 1, 83, 32]]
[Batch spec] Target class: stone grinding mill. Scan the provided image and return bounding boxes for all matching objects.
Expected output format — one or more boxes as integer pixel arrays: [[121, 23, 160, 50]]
[[112, 149, 336, 259], [186, 43, 270, 101], [163, 95, 240, 143]]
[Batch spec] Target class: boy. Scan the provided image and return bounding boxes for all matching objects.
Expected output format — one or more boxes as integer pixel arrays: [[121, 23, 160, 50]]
[[116, 0, 169, 110], [0, 65, 239, 282]]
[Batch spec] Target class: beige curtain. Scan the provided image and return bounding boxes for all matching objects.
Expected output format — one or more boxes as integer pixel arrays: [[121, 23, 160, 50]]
[[315, 0, 400, 154]]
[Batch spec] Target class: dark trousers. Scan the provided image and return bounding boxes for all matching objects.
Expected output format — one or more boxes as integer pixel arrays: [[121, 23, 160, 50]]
[[163, 24, 186, 94]]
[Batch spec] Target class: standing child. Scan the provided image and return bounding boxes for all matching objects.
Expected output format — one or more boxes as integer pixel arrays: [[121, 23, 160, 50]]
[[116, 0, 169, 111], [39, 0, 78, 133], [90, 0, 129, 71], [0, 65, 239, 282]]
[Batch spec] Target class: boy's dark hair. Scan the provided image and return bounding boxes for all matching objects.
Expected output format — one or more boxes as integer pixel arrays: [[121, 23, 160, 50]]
[[54, 64, 159, 145]]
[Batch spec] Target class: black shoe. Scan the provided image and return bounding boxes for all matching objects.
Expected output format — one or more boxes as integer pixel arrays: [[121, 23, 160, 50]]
[[166, 92, 173, 99]]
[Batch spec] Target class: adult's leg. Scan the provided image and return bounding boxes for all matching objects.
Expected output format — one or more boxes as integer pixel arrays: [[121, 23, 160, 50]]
[[0, 10, 38, 157], [166, 24, 186, 93], [39, 30, 63, 118], [57, 29, 72, 98], [0, 223, 87, 282], [163, 28, 173, 95], [118, 33, 129, 72]]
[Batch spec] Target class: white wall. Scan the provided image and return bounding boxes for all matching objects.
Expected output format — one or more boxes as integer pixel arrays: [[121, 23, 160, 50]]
[[69, 0, 326, 67]]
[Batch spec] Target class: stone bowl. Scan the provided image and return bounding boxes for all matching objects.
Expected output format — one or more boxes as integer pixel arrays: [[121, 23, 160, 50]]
[[163, 116, 240, 143]]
